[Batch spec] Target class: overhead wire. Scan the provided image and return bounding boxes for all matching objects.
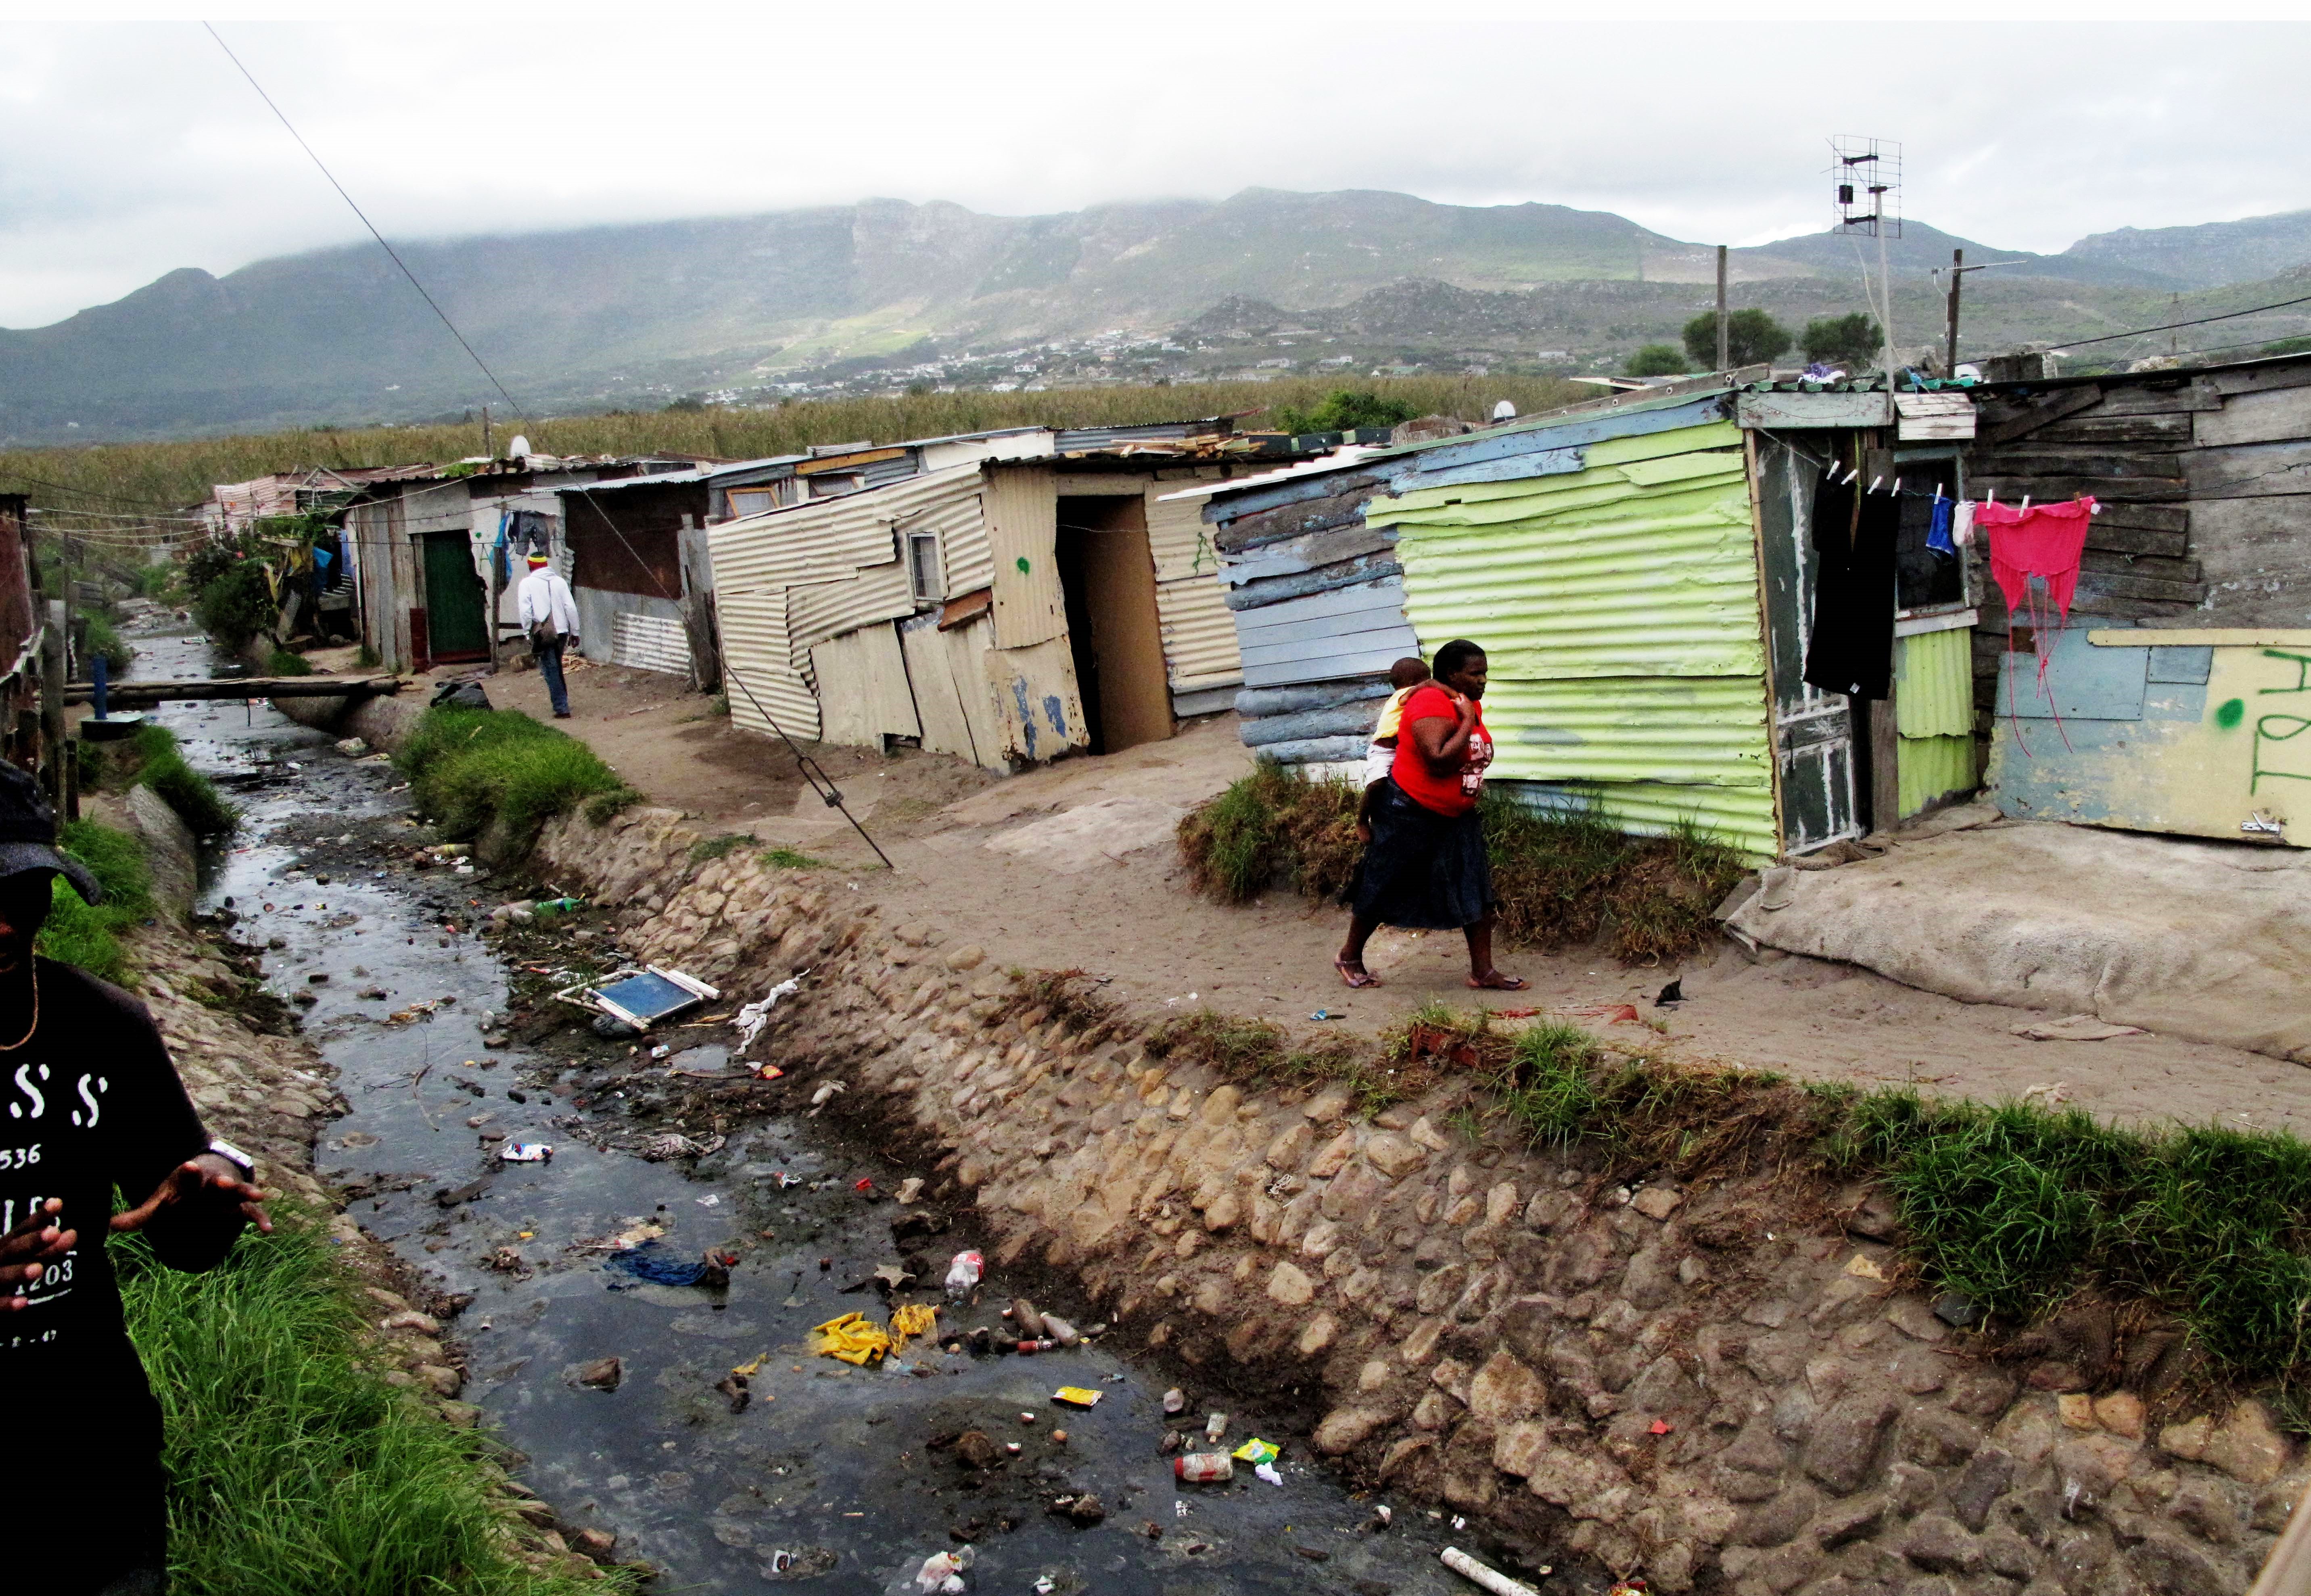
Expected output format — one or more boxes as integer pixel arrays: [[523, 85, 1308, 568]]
[[2049, 292, 2311, 351], [200, 23, 893, 869]]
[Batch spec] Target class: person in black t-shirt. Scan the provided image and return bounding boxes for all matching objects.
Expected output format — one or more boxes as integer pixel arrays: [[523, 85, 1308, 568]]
[[0, 761, 271, 1594]]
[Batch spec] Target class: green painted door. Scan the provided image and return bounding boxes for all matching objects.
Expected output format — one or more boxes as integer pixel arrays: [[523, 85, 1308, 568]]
[[422, 533, 489, 660]]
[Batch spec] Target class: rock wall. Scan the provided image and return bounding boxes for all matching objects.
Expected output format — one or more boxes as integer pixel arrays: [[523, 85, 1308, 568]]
[[533, 809, 2307, 1596]]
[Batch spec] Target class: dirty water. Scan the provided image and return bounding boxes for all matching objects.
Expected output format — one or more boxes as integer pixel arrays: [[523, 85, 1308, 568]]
[[131, 627, 1490, 1596]]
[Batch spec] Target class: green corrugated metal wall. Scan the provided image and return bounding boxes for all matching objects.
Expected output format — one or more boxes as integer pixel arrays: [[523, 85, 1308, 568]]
[[1367, 419, 1778, 859], [1895, 626, 1976, 818]]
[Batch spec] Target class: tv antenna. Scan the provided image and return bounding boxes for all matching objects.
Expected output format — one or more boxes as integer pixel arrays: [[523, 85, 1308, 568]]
[[1830, 136, 1901, 374]]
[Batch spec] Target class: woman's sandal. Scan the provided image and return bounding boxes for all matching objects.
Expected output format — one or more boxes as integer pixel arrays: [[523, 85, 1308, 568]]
[[1335, 957, 1381, 989], [1467, 970, 1530, 991]]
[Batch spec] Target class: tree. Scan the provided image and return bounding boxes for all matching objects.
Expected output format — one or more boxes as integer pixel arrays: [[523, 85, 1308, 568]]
[[1682, 309, 1792, 370], [1802, 313, 1883, 368], [1626, 344, 1689, 378], [1270, 389, 1420, 435]]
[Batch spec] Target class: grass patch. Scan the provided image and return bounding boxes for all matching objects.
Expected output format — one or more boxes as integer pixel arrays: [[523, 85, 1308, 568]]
[[583, 784, 642, 825], [355, 642, 380, 669], [127, 723, 239, 837], [1483, 794, 1746, 964], [396, 707, 625, 853], [763, 846, 826, 869], [83, 612, 133, 674], [1005, 968, 1123, 1037], [1174, 775, 1744, 966], [1174, 761, 1360, 903], [687, 834, 748, 866], [37, 819, 157, 983], [119, 1213, 626, 1595], [267, 647, 316, 676]]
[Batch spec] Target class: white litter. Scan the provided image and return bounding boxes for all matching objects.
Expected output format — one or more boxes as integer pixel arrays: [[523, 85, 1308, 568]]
[[1442, 1546, 1547, 1596], [1254, 1462, 1283, 1485], [733, 974, 806, 1054]]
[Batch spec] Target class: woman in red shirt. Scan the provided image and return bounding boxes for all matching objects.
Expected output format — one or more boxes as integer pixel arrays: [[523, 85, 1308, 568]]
[[1335, 638, 1526, 991]]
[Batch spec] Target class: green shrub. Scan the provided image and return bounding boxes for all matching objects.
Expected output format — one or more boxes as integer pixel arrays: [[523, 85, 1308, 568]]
[[1682, 307, 1793, 369], [129, 724, 238, 837], [398, 706, 625, 852], [134, 561, 178, 599], [1802, 312, 1884, 369], [1174, 761, 1359, 903], [1483, 795, 1744, 965], [354, 642, 380, 669], [1270, 388, 1420, 436], [1626, 344, 1689, 378], [119, 1213, 628, 1596], [37, 819, 156, 983], [81, 613, 132, 675], [192, 560, 277, 651], [267, 647, 315, 676]]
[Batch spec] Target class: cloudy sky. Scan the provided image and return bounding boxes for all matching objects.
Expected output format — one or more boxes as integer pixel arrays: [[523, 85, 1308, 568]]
[[2, 8, 2305, 330]]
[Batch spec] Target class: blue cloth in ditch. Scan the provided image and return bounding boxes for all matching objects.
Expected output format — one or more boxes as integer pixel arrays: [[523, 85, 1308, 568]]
[[604, 1242, 713, 1287]]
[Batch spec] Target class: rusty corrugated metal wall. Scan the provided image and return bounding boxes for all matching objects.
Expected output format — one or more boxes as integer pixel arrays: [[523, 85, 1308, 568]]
[[1368, 418, 1779, 858]]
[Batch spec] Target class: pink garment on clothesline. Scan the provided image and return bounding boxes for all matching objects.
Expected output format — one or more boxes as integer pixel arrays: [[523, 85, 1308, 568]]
[[1979, 496, 2096, 622]]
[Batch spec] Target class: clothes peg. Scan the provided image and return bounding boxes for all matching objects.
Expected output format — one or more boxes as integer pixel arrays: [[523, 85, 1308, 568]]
[[1986, 488, 1996, 505], [1868, 476, 1883, 494], [2021, 495, 2031, 511], [1893, 478, 1902, 496]]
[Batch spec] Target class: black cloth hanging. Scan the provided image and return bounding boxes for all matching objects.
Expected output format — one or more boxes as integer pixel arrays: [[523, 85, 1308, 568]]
[[509, 508, 554, 557], [1802, 471, 1898, 701]]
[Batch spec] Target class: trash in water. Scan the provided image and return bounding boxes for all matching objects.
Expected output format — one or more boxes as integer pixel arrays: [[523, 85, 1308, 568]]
[[715, 1373, 750, 1412], [854, 1177, 876, 1194], [556, 964, 719, 1033], [697, 1194, 720, 1206], [768, 1550, 796, 1573], [1254, 1462, 1283, 1485], [914, 1545, 974, 1593], [1173, 1454, 1233, 1483], [1162, 1387, 1185, 1414], [755, 1064, 786, 1081], [1034, 1579, 1055, 1595], [648, 1044, 672, 1060], [889, 1302, 939, 1352], [810, 1081, 847, 1109], [603, 1242, 734, 1289], [1040, 1313, 1079, 1347], [1204, 1412, 1227, 1443], [1441, 1546, 1550, 1596], [811, 1311, 894, 1366], [1011, 1298, 1045, 1337], [577, 1356, 622, 1391], [944, 1251, 984, 1300], [1648, 1419, 1673, 1435], [895, 1177, 924, 1204], [732, 974, 806, 1053], [1051, 1386, 1102, 1409], [635, 1131, 725, 1161], [499, 1143, 553, 1163], [1231, 1437, 1279, 1465]]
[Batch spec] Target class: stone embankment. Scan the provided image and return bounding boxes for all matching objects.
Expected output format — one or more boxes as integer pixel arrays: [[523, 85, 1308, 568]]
[[533, 803, 2305, 1596]]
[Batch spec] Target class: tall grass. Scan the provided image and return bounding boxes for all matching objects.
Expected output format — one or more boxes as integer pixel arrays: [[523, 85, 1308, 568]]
[[398, 706, 627, 851], [38, 818, 156, 983], [0, 376, 1588, 513], [121, 722, 240, 837], [118, 1215, 625, 1595], [1173, 771, 1744, 964]]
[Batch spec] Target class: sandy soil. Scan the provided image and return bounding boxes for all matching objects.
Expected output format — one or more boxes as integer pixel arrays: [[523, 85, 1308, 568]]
[[418, 661, 2311, 1139]]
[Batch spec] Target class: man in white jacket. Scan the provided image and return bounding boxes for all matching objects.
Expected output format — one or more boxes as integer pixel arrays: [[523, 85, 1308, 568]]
[[516, 553, 581, 718]]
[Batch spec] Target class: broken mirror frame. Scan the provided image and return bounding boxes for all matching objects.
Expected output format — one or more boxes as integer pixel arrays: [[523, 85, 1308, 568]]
[[554, 964, 722, 1031]]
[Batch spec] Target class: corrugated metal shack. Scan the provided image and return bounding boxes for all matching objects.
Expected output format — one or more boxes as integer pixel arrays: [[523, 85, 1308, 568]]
[[1197, 373, 1987, 861], [344, 453, 693, 672], [709, 421, 1311, 768], [1964, 350, 2311, 846]]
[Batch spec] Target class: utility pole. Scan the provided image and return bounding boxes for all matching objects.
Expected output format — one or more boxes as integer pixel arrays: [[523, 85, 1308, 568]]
[[1944, 248, 1964, 376], [1715, 245, 1730, 370], [1878, 220, 1895, 377], [482, 403, 492, 458]]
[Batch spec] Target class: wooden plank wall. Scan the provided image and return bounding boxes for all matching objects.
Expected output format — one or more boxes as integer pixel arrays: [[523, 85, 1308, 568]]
[[1212, 471, 1421, 768], [1959, 357, 2311, 716]]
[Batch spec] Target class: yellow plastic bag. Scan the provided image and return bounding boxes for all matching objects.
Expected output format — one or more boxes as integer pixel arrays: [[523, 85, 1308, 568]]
[[810, 1312, 892, 1366], [889, 1302, 938, 1352]]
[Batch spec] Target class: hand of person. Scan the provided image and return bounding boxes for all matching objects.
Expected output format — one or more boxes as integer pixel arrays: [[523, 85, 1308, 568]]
[[0, 1199, 75, 1310], [111, 1156, 275, 1238], [1355, 821, 1373, 844]]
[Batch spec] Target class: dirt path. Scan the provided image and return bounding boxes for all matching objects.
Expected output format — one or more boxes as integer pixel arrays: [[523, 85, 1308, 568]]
[[440, 663, 2311, 1138]]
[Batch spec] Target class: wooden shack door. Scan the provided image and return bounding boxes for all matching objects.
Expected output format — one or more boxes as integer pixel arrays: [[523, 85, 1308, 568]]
[[1057, 495, 1172, 755], [420, 532, 491, 662]]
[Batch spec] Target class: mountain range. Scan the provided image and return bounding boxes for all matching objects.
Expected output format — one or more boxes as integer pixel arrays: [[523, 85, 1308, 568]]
[[6, 189, 2310, 444]]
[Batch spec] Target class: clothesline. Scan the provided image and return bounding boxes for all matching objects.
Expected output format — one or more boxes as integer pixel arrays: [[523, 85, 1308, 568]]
[[1767, 434, 2100, 515]]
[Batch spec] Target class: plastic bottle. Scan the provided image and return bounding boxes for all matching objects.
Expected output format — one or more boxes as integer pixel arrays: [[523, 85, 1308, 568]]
[[1173, 1453, 1235, 1483], [944, 1250, 984, 1301]]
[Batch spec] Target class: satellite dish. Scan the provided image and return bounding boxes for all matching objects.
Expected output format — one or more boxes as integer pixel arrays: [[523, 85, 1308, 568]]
[[1491, 400, 1517, 421], [506, 434, 531, 458]]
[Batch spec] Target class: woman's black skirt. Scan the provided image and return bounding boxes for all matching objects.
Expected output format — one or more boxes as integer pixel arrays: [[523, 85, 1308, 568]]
[[1349, 778, 1494, 930]]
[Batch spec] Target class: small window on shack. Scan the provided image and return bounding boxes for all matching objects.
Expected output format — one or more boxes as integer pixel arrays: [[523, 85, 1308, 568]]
[[726, 486, 779, 518], [907, 531, 944, 603], [809, 474, 864, 499]]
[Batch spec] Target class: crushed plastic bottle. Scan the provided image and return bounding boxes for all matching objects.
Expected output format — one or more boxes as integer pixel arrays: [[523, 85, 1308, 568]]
[[944, 1250, 984, 1301], [915, 1544, 974, 1592], [1205, 1411, 1228, 1443]]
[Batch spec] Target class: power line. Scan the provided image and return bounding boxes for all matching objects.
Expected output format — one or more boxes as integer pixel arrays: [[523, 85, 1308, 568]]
[[201, 23, 523, 423], [0, 469, 201, 510], [2050, 292, 2311, 352], [202, 22, 893, 870]]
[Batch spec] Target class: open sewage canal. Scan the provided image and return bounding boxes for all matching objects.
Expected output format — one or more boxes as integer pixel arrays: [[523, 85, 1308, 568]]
[[138, 625, 1473, 1596]]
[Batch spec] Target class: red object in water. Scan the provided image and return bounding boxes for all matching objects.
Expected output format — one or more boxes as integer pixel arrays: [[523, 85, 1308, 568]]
[[1649, 1419, 1673, 1435], [854, 1177, 874, 1193]]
